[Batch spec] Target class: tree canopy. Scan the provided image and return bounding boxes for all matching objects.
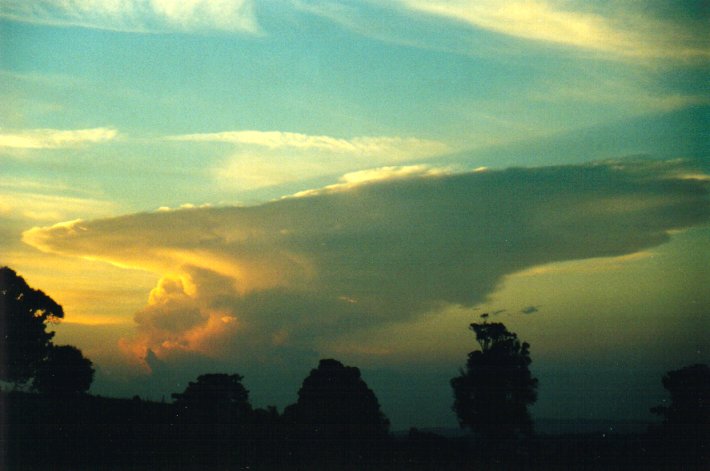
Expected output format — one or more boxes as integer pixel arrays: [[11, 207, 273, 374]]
[[451, 320, 538, 440], [172, 373, 252, 423], [32, 345, 95, 395], [1, 266, 93, 396], [649, 363, 710, 465], [285, 358, 389, 433], [651, 363, 710, 426], [0, 267, 64, 385], [283, 359, 390, 465]]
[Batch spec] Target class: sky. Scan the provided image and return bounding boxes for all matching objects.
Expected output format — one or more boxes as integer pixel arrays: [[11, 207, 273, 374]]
[[1, 0, 708, 430]]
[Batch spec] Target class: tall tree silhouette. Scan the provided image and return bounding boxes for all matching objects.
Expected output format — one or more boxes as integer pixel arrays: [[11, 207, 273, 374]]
[[451, 320, 538, 440], [32, 345, 94, 395], [0, 267, 63, 386]]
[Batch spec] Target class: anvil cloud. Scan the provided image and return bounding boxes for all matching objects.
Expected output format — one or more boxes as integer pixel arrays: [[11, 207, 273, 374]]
[[23, 160, 709, 362]]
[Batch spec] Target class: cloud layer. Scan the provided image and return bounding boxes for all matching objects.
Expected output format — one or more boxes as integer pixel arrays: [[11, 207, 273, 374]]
[[0, 0, 259, 34], [23, 159, 709, 365]]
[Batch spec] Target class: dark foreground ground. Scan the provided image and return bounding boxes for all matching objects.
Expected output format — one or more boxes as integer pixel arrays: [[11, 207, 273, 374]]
[[1, 391, 706, 470]]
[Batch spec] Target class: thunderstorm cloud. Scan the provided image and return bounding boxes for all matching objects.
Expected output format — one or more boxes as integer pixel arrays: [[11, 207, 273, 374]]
[[23, 160, 709, 363]]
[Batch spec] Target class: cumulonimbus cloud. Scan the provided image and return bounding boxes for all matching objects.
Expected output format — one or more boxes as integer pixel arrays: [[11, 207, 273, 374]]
[[22, 159, 710, 362], [0, 0, 259, 34]]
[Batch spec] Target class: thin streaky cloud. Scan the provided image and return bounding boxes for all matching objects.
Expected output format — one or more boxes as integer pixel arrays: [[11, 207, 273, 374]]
[[0, 0, 260, 34], [202, 132, 452, 190], [397, 0, 709, 60], [401, 0, 623, 49], [168, 130, 450, 156], [0, 191, 118, 222], [0, 127, 118, 150]]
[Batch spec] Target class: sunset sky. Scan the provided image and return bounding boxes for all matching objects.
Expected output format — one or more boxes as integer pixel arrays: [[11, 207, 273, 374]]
[[1, 1, 708, 429]]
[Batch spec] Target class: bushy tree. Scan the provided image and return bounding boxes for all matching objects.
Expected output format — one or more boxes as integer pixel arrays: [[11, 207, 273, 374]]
[[32, 345, 95, 395], [285, 358, 389, 433], [172, 373, 252, 423], [0, 267, 63, 385], [284, 359, 390, 464], [451, 320, 538, 440]]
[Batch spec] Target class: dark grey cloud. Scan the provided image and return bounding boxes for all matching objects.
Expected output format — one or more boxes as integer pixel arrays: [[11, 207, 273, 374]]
[[521, 305, 540, 315]]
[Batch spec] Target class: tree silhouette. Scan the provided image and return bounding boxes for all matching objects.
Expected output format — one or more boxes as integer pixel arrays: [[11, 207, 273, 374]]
[[0, 267, 63, 386], [32, 345, 95, 395], [651, 363, 709, 465], [284, 359, 390, 464], [172, 373, 252, 423], [451, 320, 538, 441], [651, 363, 710, 426], [286, 358, 389, 432]]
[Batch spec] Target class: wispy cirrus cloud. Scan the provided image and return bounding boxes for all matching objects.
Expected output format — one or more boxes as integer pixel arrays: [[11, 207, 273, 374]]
[[168, 130, 450, 157], [0, 191, 118, 222], [396, 0, 709, 60], [168, 130, 451, 190], [297, 0, 709, 61], [0, 0, 259, 34], [0, 127, 118, 150]]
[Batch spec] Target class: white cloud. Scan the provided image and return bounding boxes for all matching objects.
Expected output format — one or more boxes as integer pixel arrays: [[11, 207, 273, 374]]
[[170, 130, 452, 191], [396, 0, 709, 60], [0, 192, 118, 223], [297, 0, 708, 61], [0, 127, 118, 150], [169, 130, 450, 158], [402, 0, 622, 49], [0, 0, 259, 34], [291, 165, 451, 197]]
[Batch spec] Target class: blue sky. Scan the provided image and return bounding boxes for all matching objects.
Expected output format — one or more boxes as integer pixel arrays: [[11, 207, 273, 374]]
[[1, 1, 708, 429]]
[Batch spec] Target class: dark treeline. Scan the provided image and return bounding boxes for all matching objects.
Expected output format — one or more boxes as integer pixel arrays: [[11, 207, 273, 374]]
[[2, 364, 707, 470], [2, 267, 708, 469]]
